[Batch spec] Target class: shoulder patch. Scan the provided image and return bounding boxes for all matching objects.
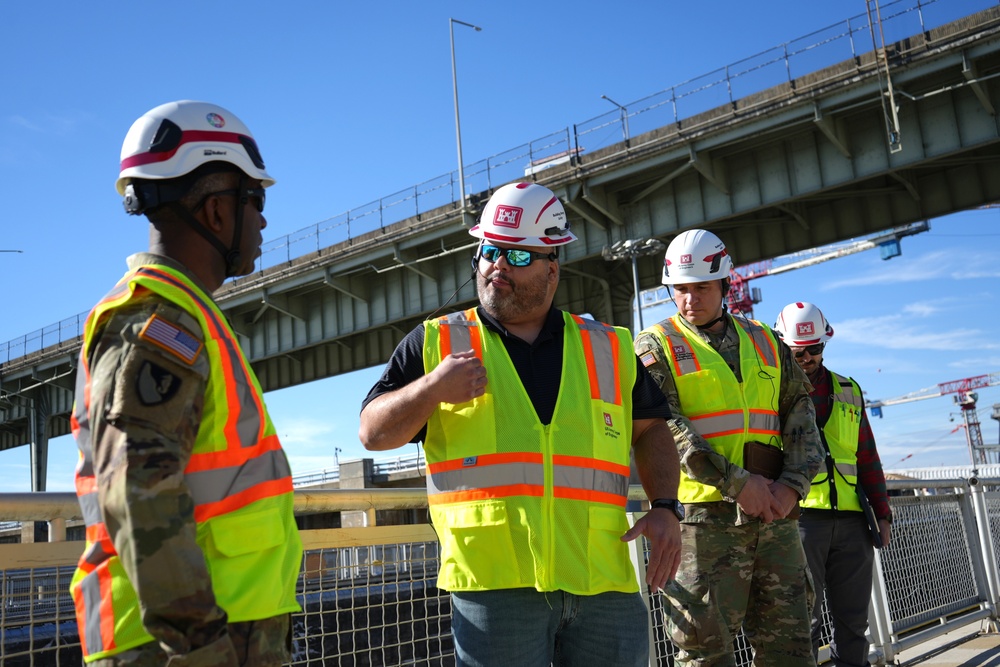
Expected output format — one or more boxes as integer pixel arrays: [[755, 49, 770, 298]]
[[138, 314, 203, 366], [136, 360, 182, 405], [640, 351, 657, 367]]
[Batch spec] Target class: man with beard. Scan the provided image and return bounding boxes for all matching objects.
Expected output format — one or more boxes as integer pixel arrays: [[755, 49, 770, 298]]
[[359, 182, 683, 667], [774, 302, 892, 667]]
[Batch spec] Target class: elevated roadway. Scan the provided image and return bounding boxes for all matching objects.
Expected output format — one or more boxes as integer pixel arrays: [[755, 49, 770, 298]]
[[3, 4, 1000, 489]]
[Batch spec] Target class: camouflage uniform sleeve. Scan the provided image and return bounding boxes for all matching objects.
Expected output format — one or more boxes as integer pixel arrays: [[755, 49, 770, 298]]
[[634, 330, 751, 500], [87, 297, 239, 664], [775, 340, 824, 499]]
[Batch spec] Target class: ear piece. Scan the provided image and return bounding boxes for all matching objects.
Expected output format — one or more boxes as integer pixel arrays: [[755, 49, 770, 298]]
[[471, 249, 481, 278]]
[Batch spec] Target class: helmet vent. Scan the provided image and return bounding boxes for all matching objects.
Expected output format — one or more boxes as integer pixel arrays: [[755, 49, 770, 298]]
[[148, 119, 182, 153]]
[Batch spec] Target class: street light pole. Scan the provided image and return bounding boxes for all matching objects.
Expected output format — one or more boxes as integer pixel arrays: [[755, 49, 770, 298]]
[[600, 94, 630, 146], [450, 18, 482, 223], [602, 238, 665, 334]]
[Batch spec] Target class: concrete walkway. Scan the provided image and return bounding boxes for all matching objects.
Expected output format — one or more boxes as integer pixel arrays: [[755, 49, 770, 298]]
[[891, 623, 1000, 667]]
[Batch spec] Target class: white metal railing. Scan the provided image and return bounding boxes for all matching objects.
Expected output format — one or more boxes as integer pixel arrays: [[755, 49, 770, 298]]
[[292, 452, 427, 488], [1, 479, 998, 665]]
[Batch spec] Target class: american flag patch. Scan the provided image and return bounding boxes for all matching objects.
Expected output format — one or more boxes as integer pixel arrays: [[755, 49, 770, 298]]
[[138, 314, 203, 365], [640, 352, 657, 367]]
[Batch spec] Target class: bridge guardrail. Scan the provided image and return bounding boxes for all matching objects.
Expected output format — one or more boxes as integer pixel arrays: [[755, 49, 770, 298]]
[[2, 0, 996, 367], [1, 478, 999, 665]]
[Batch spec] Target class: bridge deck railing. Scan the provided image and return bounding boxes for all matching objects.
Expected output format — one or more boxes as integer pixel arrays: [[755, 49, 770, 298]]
[[1, 478, 998, 665], [3, 0, 997, 368]]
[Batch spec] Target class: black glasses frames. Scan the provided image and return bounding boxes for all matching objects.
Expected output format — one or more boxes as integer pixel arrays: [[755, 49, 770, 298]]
[[793, 344, 825, 358]]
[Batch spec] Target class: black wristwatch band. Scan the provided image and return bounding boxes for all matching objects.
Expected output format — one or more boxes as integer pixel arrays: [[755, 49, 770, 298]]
[[650, 498, 685, 520]]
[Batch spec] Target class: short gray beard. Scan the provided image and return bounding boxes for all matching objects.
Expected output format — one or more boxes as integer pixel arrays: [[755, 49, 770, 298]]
[[477, 270, 549, 322]]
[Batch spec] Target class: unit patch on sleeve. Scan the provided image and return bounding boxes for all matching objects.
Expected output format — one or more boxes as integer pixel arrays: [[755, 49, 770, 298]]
[[138, 314, 203, 365], [136, 360, 181, 406]]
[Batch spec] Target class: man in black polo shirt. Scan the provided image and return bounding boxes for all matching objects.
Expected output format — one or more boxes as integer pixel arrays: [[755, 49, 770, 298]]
[[360, 182, 682, 667]]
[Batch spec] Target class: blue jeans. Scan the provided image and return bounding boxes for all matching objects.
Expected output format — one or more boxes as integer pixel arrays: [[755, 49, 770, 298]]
[[451, 588, 649, 667]]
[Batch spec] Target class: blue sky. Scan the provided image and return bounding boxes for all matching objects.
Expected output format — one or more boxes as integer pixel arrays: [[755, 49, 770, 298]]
[[1, 1, 998, 492]]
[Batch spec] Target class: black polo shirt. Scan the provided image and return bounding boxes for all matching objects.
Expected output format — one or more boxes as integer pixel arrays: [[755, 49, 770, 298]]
[[361, 307, 671, 443]]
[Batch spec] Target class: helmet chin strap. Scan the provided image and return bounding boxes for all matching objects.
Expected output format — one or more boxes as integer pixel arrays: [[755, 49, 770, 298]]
[[168, 176, 247, 279], [697, 303, 728, 332]]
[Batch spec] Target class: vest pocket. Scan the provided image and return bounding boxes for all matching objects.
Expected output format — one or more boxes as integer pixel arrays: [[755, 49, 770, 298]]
[[587, 505, 634, 590], [674, 370, 727, 414], [204, 506, 288, 615], [433, 500, 521, 590]]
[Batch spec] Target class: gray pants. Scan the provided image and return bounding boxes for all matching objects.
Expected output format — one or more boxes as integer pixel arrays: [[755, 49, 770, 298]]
[[799, 509, 875, 667]]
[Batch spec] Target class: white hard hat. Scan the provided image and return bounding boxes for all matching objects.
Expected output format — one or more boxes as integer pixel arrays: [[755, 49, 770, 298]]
[[116, 100, 274, 196], [773, 302, 834, 345], [469, 182, 576, 247], [661, 229, 733, 285]]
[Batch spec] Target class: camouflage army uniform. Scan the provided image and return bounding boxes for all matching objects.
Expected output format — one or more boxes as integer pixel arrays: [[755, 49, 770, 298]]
[[635, 313, 823, 667], [83, 253, 293, 667]]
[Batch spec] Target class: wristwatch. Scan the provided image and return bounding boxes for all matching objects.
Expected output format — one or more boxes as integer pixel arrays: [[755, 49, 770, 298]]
[[650, 498, 685, 521]]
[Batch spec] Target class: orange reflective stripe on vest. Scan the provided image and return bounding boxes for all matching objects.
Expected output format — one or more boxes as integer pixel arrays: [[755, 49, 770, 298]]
[[70, 262, 300, 661]]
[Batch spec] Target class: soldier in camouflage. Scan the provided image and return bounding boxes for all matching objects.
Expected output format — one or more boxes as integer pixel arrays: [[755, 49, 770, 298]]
[[634, 229, 823, 666], [70, 101, 301, 666]]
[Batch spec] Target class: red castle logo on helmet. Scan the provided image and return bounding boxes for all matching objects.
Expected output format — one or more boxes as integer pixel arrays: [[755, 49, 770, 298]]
[[796, 322, 816, 336], [493, 205, 523, 229], [680, 253, 692, 265]]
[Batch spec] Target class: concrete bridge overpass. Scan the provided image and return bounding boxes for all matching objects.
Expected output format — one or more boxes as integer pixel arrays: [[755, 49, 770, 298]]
[[3, 1, 1000, 490]]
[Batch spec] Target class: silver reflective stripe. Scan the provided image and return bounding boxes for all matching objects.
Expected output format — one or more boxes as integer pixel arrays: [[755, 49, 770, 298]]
[[552, 466, 629, 497], [427, 462, 543, 495], [74, 347, 94, 478], [836, 462, 858, 477], [186, 448, 292, 506], [660, 324, 699, 376], [427, 461, 627, 498], [82, 539, 114, 567], [831, 373, 864, 407], [225, 336, 262, 448], [441, 311, 477, 355], [690, 412, 746, 437], [735, 319, 777, 367], [575, 317, 619, 404], [80, 570, 104, 654], [78, 491, 102, 527], [748, 412, 781, 435]]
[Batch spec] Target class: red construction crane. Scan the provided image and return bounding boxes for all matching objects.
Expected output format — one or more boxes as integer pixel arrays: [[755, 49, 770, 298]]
[[867, 372, 1000, 466]]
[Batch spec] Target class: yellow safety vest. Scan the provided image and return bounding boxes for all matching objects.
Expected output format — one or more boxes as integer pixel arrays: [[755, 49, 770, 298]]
[[802, 372, 864, 511], [423, 309, 637, 594], [642, 315, 783, 503], [70, 262, 302, 662]]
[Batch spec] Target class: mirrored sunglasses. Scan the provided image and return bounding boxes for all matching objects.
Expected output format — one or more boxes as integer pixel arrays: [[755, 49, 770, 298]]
[[480, 244, 556, 267]]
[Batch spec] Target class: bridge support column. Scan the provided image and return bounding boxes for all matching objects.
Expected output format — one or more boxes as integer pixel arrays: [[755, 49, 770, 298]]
[[339, 459, 375, 528], [29, 392, 50, 493]]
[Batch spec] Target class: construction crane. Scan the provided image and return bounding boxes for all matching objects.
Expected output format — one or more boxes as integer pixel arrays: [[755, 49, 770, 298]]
[[641, 221, 930, 318], [867, 372, 1000, 467], [726, 221, 929, 318]]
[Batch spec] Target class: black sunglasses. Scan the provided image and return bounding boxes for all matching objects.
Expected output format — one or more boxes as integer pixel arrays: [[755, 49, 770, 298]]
[[479, 244, 556, 267], [793, 343, 824, 358], [197, 187, 266, 213]]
